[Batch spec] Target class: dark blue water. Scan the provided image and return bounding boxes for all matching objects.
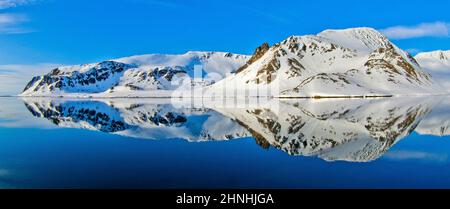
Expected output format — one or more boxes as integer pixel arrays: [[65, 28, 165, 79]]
[[1, 97, 450, 189]]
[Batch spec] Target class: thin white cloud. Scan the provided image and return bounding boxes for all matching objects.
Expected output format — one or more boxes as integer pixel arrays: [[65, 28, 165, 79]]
[[381, 22, 450, 40], [0, 63, 58, 75], [0, 93, 58, 129], [0, 13, 31, 34], [0, 13, 26, 24], [0, 0, 34, 9], [0, 63, 62, 95], [384, 150, 447, 162], [0, 1, 37, 34], [0, 26, 32, 34]]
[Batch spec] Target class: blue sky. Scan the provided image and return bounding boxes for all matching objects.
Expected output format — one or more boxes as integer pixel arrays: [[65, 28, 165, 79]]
[[0, 0, 450, 95]]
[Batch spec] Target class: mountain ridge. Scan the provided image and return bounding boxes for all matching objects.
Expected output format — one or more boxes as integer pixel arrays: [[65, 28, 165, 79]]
[[415, 50, 450, 91], [207, 27, 443, 98], [21, 51, 250, 97], [20, 27, 448, 98]]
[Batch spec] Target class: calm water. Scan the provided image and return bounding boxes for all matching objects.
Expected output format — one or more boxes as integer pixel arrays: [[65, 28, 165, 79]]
[[1, 96, 450, 189]]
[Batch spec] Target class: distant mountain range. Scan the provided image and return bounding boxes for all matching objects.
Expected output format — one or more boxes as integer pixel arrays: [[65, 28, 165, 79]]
[[20, 27, 450, 98], [415, 50, 450, 91]]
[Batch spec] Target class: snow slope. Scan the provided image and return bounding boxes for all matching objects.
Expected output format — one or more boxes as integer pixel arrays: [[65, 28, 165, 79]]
[[415, 50, 450, 91], [20, 27, 445, 98], [21, 52, 249, 97], [207, 28, 443, 98]]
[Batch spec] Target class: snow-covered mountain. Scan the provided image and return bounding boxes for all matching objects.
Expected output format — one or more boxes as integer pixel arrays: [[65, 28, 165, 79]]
[[21, 51, 249, 97], [207, 27, 442, 97], [20, 27, 444, 98], [415, 50, 450, 91]]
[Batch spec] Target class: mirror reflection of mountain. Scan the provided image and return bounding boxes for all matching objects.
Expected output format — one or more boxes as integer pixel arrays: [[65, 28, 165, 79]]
[[23, 98, 250, 142], [22, 97, 446, 162], [416, 98, 450, 137], [214, 98, 435, 162]]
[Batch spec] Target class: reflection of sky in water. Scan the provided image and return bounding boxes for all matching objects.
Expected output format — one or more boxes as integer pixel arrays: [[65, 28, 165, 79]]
[[384, 132, 449, 163], [1, 97, 450, 188]]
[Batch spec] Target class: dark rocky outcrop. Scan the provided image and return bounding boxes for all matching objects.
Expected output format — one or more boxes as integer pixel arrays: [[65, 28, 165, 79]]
[[22, 61, 135, 93], [235, 43, 270, 74]]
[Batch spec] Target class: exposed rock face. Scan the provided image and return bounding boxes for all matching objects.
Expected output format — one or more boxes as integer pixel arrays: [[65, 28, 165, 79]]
[[23, 61, 134, 94], [235, 43, 270, 73], [118, 66, 190, 92], [365, 44, 429, 83]]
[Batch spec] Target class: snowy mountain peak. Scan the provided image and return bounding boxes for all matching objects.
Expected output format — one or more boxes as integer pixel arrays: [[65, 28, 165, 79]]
[[415, 50, 450, 91], [20, 27, 445, 98], [235, 43, 270, 73], [21, 51, 250, 97], [208, 27, 442, 97], [113, 51, 250, 78], [317, 27, 391, 53], [115, 51, 248, 70], [416, 50, 450, 61]]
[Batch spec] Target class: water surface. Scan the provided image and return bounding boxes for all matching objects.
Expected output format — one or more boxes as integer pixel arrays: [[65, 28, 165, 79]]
[[1, 96, 450, 188]]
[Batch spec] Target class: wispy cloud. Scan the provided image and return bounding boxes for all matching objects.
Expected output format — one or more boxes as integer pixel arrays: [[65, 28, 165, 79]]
[[0, 63, 58, 74], [0, 63, 62, 95], [0, 13, 32, 34], [0, 1, 37, 34], [384, 150, 448, 162], [0, 0, 35, 9], [381, 22, 450, 40], [0, 13, 26, 24]]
